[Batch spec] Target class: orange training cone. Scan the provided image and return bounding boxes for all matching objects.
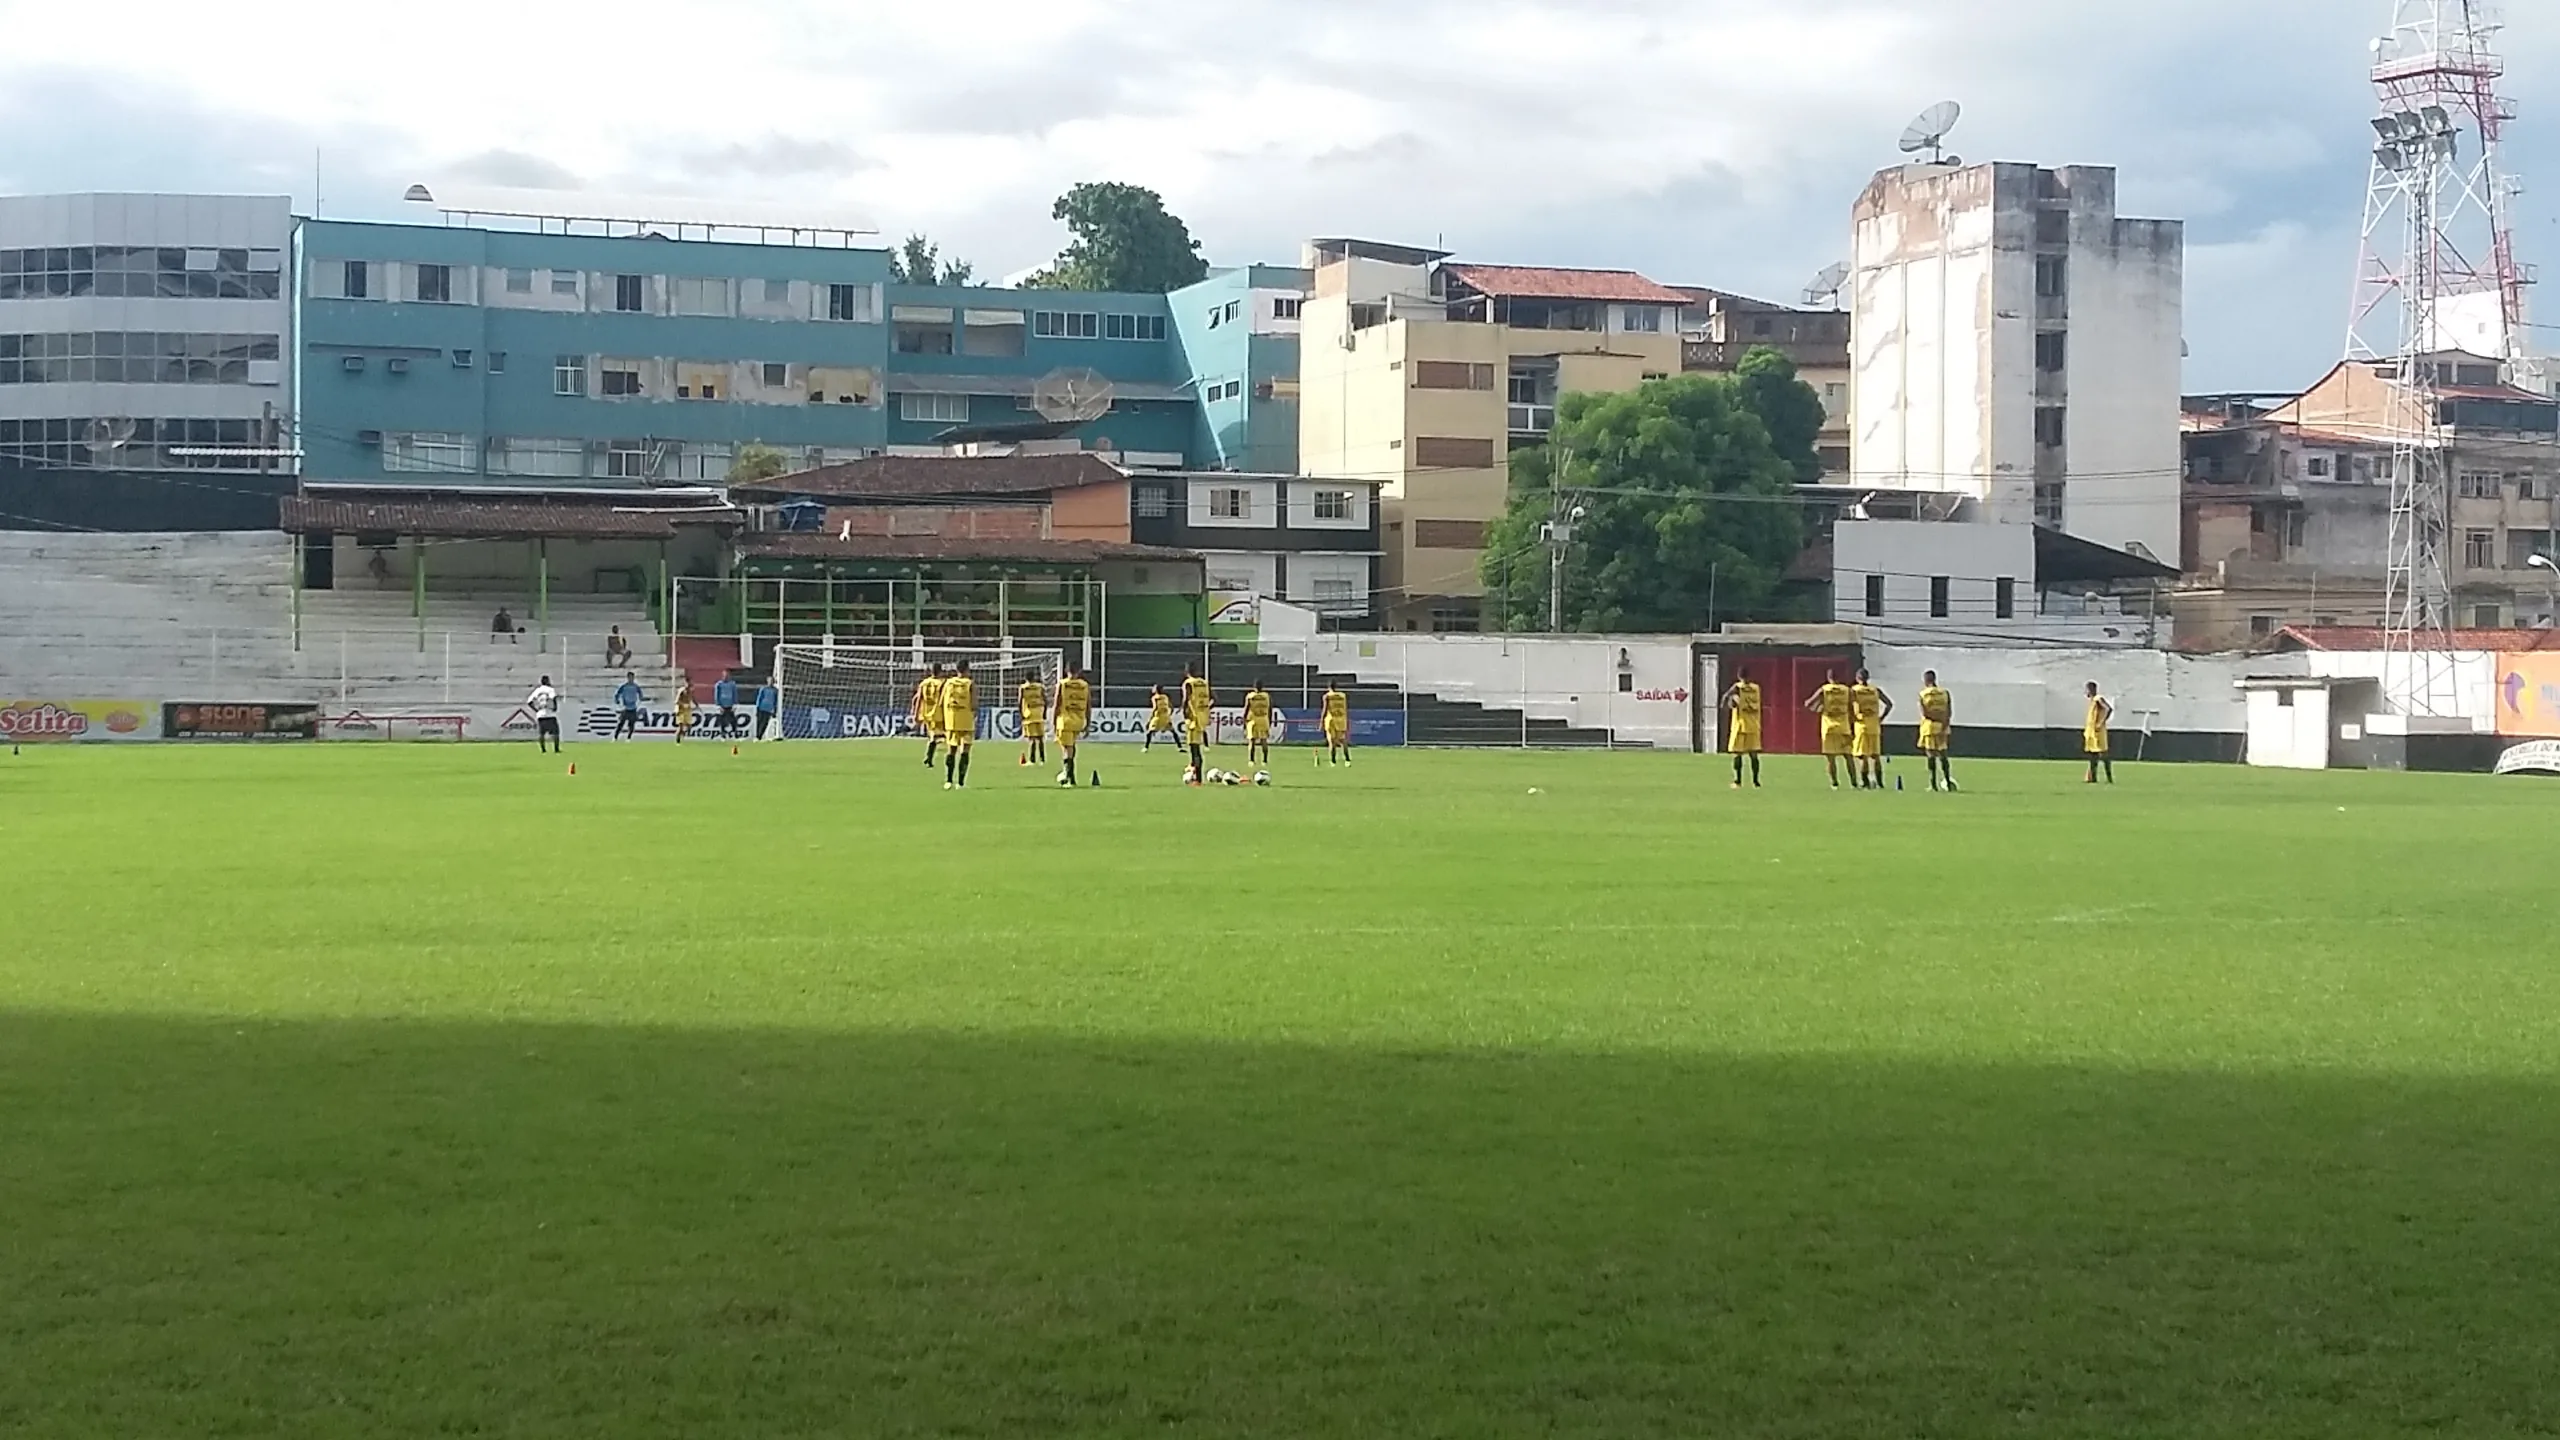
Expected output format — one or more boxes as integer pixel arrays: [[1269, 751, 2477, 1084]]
[[566, 763, 576, 776]]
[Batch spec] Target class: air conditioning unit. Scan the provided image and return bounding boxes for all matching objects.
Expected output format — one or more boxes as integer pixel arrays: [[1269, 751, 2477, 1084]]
[[341, 355, 366, 373], [357, 430, 383, 447], [386, 357, 410, 375]]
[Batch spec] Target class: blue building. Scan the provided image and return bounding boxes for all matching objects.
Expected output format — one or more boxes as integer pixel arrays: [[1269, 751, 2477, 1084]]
[[298, 197, 1308, 488], [1167, 263, 1309, 475], [298, 214, 894, 486]]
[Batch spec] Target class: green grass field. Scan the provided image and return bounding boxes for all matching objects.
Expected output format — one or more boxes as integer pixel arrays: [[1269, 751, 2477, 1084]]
[[3, 740, 2558, 1438]]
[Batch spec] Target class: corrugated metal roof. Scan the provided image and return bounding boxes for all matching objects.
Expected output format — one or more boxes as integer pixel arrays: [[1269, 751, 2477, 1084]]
[[2274, 625, 2560, 652], [729, 453, 1128, 502], [278, 496, 733, 539], [740, 533, 1196, 565]]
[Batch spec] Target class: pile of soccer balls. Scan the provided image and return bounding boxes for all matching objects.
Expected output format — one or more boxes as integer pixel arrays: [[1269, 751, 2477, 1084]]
[[1188, 767, 1271, 787]]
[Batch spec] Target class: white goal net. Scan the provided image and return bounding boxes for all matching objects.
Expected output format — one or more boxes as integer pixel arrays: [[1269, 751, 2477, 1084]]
[[774, 645, 1064, 743]]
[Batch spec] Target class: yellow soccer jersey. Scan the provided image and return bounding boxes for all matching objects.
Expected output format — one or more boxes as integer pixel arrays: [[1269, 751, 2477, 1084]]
[[1056, 677, 1091, 724], [1729, 681, 1762, 718], [1181, 675, 1212, 723], [1920, 686, 1952, 725], [1816, 683, 1853, 724], [1850, 683, 1884, 726], [1321, 691, 1348, 725], [1020, 678, 1045, 717], [941, 675, 977, 742], [2085, 698, 2111, 752], [1148, 694, 1173, 728], [915, 675, 944, 720], [1244, 690, 1272, 735]]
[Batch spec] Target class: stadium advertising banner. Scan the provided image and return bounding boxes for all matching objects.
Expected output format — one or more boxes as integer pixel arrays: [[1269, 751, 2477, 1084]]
[[2495, 654, 2560, 737], [163, 702, 323, 741], [780, 704, 1407, 746], [0, 699, 157, 742]]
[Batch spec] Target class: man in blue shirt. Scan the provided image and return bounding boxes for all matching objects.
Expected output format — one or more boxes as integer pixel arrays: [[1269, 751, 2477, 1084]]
[[613, 675, 645, 740], [713, 675, 741, 738], [754, 678, 781, 741]]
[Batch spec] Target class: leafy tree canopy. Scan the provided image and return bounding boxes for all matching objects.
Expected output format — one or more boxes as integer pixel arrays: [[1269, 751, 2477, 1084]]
[[888, 234, 973, 288], [1023, 182, 1208, 293]]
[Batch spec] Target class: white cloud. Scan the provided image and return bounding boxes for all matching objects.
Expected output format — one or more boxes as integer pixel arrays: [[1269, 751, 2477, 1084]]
[[0, 0, 2550, 388]]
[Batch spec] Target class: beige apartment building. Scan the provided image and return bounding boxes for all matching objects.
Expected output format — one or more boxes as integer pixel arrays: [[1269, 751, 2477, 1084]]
[[1299, 240, 1686, 631]]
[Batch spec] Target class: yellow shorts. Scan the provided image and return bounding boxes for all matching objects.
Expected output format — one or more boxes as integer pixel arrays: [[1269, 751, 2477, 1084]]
[[918, 717, 941, 740], [1853, 724, 1882, 759], [1728, 723, 1761, 755], [1246, 723, 1270, 744], [1057, 719, 1085, 746], [1022, 718, 1046, 739], [1918, 722, 1950, 753], [1148, 715, 1173, 733], [2085, 732, 2110, 757], [1323, 721, 1348, 745], [943, 716, 974, 746], [1821, 723, 1853, 757], [1185, 717, 1209, 746]]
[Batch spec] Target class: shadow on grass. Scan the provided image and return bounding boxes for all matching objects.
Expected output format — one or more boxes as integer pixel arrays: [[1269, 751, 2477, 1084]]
[[3, 1014, 2556, 1439]]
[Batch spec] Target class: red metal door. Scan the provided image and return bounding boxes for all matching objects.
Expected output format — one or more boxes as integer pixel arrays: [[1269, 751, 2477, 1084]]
[[1725, 653, 1853, 754]]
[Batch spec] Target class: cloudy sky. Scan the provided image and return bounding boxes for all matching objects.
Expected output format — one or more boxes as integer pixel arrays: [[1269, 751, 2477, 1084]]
[[1, 0, 2551, 391]]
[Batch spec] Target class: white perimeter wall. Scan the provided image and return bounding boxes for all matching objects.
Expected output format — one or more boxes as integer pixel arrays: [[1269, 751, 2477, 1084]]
[[1863, 641, 2281, 739], [2244, 687, 2333, 769]]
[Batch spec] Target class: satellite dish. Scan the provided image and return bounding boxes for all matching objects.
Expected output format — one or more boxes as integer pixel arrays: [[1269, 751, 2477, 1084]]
[[1899, 101, 1964, 166], [1030, 367, 1114, 424], [84, 416, 136, 460], [1803, 263, 1852, 309]]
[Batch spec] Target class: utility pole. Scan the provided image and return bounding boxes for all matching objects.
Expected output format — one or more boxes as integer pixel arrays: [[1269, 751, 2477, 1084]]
[[1540, 449, 1583, 633]]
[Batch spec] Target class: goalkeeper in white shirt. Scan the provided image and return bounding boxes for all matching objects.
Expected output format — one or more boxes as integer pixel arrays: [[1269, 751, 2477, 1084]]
[[527, 676, 563, 753]]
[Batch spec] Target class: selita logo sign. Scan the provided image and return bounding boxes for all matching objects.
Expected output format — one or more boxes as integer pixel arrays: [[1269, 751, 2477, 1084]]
[[1, 699, 156, 741]]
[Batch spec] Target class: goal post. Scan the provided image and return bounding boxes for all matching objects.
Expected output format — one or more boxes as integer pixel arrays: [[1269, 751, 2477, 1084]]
[[773, 645, 1064, 742]]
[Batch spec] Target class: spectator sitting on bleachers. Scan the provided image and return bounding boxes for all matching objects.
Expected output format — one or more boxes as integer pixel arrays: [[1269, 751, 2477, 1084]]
[[492, 606, 516, 644], [605, 626, 631, 668]]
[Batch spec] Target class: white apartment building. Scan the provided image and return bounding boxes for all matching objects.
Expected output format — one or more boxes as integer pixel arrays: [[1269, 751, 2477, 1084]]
[[1850, 163, 2183, 565]]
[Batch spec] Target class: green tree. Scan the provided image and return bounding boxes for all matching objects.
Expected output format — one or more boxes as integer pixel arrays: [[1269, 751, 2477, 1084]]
[[1023, 182, 1208, 293], [1482, 375, 1803, 633], [726, 443, 790, 486], [888, 234, 973, 287], [1732, 345, 1827, 485]]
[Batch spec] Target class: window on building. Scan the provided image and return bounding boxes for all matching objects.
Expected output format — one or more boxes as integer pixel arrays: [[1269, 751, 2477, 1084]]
[[1313, 488, 1353, 520], [415, 264, 451, 304], [2458, 470, 2501, 498], [2510, 531, 2547, 570], [451, 349, 473, 368], [2465, 529, 2495, 568], [343, 260, 370, 300], [1208, 487, 1250, 520], [1622, 305, 1663, 333], [1311, 576, 1356, 602], [604, 441, 654, 480], [2035, 406, 2066, 447], [2250, 614, 2278, 639], [2036, 210, 2069, 245], [1929, 576, 1951, 618], [1033, 310, 1100, 339], [898, 392, 969, 423], [1224, 300, 1242, 324], [2521, 476, 2545, 501], [1273, 297, 1302, 320], [2036, 256, 2067, 297], [1428, 603, 1481, 633], [492, 437, 585, 478], [2307, 456, 2331, 477], [762, 278, 791, 305], [1102, 313, 1167, 341], [1995, 576, 2016, 620], [382, 431, 475, 473], [550, 270, 580, 297], [553, 355, 585, 396], [1415, 361, 1496, 391], [2474, 603, 2504, 628], [1414, 437, 1499, 469], [671, 276, 731, 316], [2035, 332, 2066, 371], [1750, 316, 1773, 336], [2287, 512, 2308, 549], [614, 274, 646, 313], [1209, 571, 1256, 592], [894, 322, 954, 355], [763, 362, 789, 388], [488, 351, 506, 373], [1132, 486, 1172, 518], [1864, 573, 1886, 617], [600, 366, 643, 397], [1822, 382, 1847, 413], [504, 268, 533, 294]]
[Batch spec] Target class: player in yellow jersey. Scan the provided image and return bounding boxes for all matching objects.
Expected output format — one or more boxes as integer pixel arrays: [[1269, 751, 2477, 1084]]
[[1053, 663, 1091, 786], [939, 662, 977, 789], [1848, 668, 1893, 790], [914, 663, 947, 766], [1018, 674, 1047, 768], [1180, 662, 1213, 783], [1321, 684, 1351, 764], [1720, 674, 1763, 789], [2083, 681, 2115, 785], [1805, 669, 1855, 790], [672, 675, 696, 743], [1242, 683, 1273, 767], [1145, 685, 1175, 752], [1917, 670, 1957, 792]]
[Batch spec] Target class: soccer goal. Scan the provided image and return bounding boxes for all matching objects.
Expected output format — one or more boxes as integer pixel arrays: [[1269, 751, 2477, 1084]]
[[773, 645, 1064, 741]]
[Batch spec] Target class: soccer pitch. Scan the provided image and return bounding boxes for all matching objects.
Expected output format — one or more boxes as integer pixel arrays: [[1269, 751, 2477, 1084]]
[[4, 742, 2558, 1438]]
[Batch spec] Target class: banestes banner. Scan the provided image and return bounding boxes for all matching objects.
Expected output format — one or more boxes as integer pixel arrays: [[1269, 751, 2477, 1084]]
[[0, 699, 157, 742], [163, 702, 323, 740]]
